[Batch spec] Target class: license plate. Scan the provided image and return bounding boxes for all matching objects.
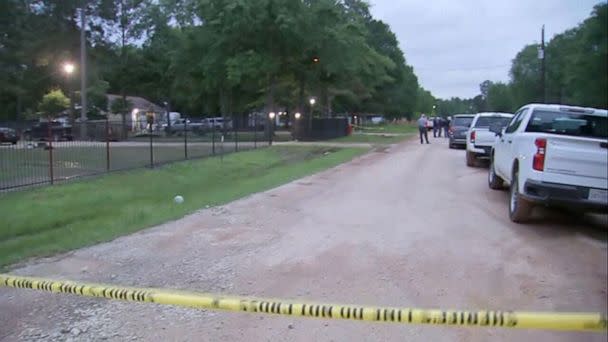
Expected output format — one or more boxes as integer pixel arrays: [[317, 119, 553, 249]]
[[588, 189, 608, 203]]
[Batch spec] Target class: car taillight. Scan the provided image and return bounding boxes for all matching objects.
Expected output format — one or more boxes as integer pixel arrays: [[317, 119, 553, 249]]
[[470, 130, 476, 143], [533, 138, 547, 171]]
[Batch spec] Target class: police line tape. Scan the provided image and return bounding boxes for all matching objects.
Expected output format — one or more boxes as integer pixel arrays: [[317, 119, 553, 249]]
[[1, 274, 606, 332]]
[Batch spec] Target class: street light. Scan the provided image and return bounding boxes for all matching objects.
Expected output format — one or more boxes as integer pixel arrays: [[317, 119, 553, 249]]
[[309, 98, 316, 106], [63, 62, 75, 75], [294, 112, 301, 119], [268, 112, 276, 145], [62, 63, 76, 123]]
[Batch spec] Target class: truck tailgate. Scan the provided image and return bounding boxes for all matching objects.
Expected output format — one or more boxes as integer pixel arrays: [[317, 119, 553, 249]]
[[545, 136, 608, 180], [474, 129, 496, 146]]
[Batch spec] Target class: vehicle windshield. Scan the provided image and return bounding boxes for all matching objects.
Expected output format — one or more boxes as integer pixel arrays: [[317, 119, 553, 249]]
[[525, 110, 608, 139], [452, 117, 474, 127], [474, 116, 512, 128]]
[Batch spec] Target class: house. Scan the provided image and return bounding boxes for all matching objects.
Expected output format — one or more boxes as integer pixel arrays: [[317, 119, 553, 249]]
[[106, 94, 165, 132]]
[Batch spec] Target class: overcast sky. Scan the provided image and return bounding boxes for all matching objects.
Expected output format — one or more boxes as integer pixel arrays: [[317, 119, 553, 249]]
[[369, 0, 603, 99]]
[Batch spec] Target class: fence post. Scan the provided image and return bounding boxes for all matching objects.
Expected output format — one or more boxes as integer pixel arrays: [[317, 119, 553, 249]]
[[268, 118, 274, 146], [254, 114, 257, 149], [184, 118, 188, 160], [234, 115, 238, 152], [47, 121, 54, 185], [149, 131, 154, 168], [212, 127, 216, 155], [105, 117, 110, 172]]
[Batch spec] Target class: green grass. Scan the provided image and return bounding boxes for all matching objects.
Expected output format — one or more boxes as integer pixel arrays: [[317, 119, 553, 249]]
[[331, 133, 412, 144], [353, 123, 418, 134], [0, 142, 265, 189], [0, 145, 368, 268]]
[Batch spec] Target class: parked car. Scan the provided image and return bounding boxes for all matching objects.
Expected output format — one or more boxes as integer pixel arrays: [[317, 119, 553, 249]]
[[465, 112, 513, 166], [23, 121, 73, 141], [0, 127, 18, 145], [448, 114, 475, 148], [426, 116, 436, 131], [165, 119, 205, 134], [488, 104, 608, 222], [203, 117, 233, 130]]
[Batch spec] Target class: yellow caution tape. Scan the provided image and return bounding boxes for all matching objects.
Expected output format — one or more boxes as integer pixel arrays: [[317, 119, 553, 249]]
[[1, 274, 606, 332]]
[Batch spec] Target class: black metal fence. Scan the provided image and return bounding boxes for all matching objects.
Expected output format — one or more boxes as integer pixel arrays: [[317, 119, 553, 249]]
[[0, 116, 290, 192], [292, 117, 350, 140]]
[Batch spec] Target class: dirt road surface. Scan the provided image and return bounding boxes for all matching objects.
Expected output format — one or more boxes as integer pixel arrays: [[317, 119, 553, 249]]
[[1, 136, 606, 342]]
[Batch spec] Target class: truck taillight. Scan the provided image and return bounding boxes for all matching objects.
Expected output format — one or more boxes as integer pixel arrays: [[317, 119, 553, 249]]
[[533, 138, 547, 171], [470, 130, 476, 143]]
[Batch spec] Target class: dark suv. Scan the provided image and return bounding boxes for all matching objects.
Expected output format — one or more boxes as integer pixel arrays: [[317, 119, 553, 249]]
[[24, 121, 73, 141], [0, 127, 18, 145], [448, 114, 475, 148]]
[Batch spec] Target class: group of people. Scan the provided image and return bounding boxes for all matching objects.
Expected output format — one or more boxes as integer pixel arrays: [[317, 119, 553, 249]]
[[416, 115, 451, 144]]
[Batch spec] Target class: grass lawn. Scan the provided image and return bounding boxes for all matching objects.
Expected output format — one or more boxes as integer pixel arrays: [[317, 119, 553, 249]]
[[353, 123, 418, 134], [0, 145, 368, 269], [331, 133, 413, 144]]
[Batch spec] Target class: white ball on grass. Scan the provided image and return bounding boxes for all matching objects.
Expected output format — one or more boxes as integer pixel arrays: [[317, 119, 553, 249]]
[[174, 195, 184, 204]]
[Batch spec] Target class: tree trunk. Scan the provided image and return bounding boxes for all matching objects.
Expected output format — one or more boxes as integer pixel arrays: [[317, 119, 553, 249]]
[[121, 112, 127, 140]]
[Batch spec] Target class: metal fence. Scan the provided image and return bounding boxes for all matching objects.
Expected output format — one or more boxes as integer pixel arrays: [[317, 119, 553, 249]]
[[0, 116, 290, 192]]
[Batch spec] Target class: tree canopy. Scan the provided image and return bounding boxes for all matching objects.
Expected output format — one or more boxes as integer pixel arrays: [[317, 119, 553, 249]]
[[38, 89, 70, 117], [0, 0, 422, 121]]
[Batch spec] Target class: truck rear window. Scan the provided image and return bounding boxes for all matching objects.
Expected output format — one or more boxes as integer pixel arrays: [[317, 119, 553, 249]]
[[525, 110, 607, 139], [474, 116, 512, 128], [452, 117, 474, 127]]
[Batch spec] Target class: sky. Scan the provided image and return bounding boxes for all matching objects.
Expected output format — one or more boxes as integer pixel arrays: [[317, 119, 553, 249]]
[[369, 0, 604, 99]]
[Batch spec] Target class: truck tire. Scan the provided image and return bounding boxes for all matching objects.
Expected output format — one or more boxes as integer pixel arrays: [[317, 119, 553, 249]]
[[488, 156, 504, 190], [509, 167, 533, 223], [466, 151, 476, 167]]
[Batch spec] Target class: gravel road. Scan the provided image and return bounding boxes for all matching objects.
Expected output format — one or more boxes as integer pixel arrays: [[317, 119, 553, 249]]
[[1, 136, 606, 342]]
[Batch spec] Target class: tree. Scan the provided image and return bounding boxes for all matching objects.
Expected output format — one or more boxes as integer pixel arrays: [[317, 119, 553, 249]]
[[1, 0, 428, 124], [39, 89, 70, 117], [87, 79, 110, 117], [486, 82, 514, 112], [415, 87, 435, 115], [110, 97, 133, 138], [479, 80, 493, 99]]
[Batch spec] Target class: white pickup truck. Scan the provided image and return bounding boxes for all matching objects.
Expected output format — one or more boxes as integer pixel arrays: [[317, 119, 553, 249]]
[[465, 112, 513, 166], [488, 104, 608, 222]]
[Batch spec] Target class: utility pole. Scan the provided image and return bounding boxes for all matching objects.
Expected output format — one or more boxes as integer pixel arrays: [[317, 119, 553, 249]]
[[80, 4, 88, 139], [539, 25, 546, 104]]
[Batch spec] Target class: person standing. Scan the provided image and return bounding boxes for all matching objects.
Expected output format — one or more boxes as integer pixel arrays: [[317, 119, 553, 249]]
[[437, 117, 443, 137], [444, 116, 451, 138], [432, 116, 439, 137], [417, 114, 430, 144]]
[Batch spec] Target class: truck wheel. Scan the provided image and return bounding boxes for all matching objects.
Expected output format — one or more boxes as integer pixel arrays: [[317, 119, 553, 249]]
[[509, 168, 533, 223], [488, 157, 504, 190], [466, 151, 476, 167]]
